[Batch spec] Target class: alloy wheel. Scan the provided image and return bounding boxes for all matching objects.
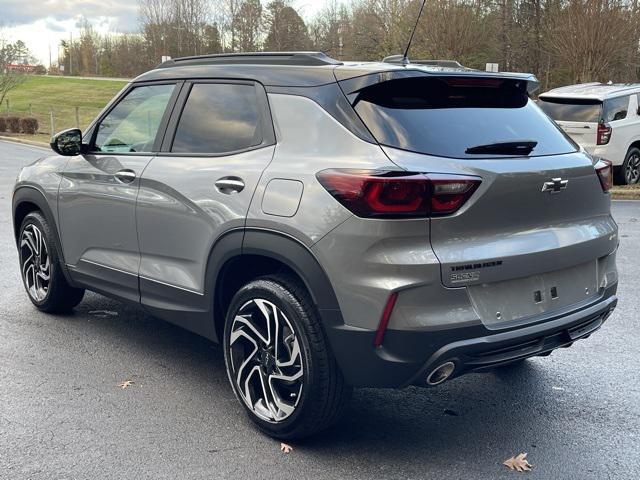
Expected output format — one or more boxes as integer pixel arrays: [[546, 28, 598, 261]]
[[626, 153, 640, 184], [20, 224, 50, 302], [228, 298, 304, 423]]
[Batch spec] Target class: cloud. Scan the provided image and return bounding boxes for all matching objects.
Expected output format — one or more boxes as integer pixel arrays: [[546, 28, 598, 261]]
[[0, 0, 139, 32], [44, 19, 67, 33]]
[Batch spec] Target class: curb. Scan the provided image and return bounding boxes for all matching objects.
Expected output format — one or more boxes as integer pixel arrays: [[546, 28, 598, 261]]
[[611, 192, 640, 200], [0, 135, 50, 149]]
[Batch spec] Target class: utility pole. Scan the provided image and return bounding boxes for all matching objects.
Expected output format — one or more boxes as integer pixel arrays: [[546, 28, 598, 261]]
[[69, 32, 73, 76]]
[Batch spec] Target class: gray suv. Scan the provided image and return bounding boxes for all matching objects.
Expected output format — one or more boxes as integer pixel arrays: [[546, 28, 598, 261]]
[[12, 52, 619, 439]]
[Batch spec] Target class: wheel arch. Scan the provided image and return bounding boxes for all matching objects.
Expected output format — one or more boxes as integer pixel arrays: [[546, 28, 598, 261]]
[[12, 186, 75, 285], [210, 229, 343, 342], [628, 140, 640, 153]]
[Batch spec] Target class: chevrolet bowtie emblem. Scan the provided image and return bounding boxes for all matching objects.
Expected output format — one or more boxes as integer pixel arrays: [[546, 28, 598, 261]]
[[541, 177, 569, 194]]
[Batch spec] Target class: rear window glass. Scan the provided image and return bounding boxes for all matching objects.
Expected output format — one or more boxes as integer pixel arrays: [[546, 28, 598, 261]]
[[172, 83, 262, 154], [538, 97, 602, 122], [353, 77, 577, 158]]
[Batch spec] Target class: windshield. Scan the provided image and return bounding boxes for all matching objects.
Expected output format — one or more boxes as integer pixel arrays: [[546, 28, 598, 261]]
[[352, 76, 577, 158], [537, 97, 603, 123]]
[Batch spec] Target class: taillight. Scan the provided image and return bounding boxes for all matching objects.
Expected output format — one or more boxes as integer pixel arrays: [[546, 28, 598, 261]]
[[316, 169, 481, 218], [595, 158, 613, 192], [597, 122, 612, 145]]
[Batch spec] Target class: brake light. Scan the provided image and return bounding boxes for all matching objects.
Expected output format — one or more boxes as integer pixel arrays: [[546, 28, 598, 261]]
[[595, 158, 613, 192], [597, 122, 611, 145], [316, 169, 481, 218]]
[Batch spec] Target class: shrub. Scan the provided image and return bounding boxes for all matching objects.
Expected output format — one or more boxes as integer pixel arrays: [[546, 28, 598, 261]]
[[20, 117, 39, 135], [0, 117, 6, 132], [6, 116, 21, 133]]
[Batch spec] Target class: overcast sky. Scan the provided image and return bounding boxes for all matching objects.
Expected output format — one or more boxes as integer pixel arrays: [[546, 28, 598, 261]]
[[0, 0, 325, 67]]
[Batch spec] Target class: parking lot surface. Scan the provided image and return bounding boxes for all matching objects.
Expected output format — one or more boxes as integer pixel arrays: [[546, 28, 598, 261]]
[[1, 140, 639, 479]]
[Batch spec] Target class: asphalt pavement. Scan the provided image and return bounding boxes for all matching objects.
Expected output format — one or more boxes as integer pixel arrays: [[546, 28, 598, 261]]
[[1, 140, 639, 479]]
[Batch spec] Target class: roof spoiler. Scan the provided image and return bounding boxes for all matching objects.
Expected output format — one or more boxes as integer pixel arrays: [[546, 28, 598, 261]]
[[338, 69, 540, 101]]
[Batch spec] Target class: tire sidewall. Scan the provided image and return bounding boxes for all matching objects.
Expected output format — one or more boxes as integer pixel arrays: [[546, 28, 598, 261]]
[[624, 147, 640, 185], [222, 278, 319, 436], [19, 212, 58, 308]]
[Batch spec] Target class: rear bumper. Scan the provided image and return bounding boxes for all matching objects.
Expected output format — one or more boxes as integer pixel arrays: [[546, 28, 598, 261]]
[[323, 284, 618, 388]]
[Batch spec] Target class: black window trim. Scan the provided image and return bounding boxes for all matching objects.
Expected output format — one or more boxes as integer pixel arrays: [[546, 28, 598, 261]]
[[157, 78, 276, 157], [85, 79, 185, 156]]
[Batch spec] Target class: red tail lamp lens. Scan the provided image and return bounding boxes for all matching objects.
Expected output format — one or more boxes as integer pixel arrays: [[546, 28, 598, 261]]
[[316, 169, 481, 218], [597, 123, 612, 145], [595, 158, 613, 192]]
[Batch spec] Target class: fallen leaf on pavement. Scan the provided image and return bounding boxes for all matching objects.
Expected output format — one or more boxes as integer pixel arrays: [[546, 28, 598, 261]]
[[118, 380, 134, 389], [280, 443, 293, 454], [503, 452, 533, 472]]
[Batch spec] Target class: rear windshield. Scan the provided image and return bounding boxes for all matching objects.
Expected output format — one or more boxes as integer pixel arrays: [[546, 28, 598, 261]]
[[538, 97, 602, 122], [352, 76, 577, 158]]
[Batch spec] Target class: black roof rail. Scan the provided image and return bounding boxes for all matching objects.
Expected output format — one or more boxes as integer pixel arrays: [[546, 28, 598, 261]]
[[157, 51, 342, 69]]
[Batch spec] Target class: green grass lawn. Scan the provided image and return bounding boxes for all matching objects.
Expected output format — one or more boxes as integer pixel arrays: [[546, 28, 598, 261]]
[[1, 75, 128, 140]]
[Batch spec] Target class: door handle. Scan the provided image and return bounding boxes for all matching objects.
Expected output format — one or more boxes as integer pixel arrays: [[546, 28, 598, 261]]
[[215, 177, 245, 194], [114, 169, 136, 184]]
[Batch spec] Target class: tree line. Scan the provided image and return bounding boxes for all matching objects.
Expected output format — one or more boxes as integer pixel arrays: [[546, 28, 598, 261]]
[[54, 0, 640, 89]]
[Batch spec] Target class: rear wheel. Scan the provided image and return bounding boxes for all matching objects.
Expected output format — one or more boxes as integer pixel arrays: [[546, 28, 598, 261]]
[[223, 274, 351, 440], [616, 147, 640, 185], [19, 212, 85, 313]]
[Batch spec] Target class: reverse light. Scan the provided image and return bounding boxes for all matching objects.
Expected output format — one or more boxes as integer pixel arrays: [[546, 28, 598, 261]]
[[595, 158, 613, 192], [316, 169, 481, 218], [597, 122, 612, 145]]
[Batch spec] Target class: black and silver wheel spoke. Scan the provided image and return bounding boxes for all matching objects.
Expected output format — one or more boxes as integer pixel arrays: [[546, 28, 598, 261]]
[[229, 298, 304, 423], [20, 224, 50, 302], [627, 154, 640, 184]]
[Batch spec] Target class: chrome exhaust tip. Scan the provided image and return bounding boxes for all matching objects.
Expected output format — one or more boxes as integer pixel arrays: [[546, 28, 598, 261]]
[[426, 361, 456, 386]]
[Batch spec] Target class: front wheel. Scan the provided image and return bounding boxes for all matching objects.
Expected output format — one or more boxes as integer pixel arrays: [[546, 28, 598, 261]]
[[223, 274, 351, 440], [19, 211, 85, 312]]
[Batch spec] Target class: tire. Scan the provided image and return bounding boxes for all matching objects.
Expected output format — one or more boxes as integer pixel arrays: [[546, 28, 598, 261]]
[[223, 274, 351, 440], [18, 211, 85, 313], [615, 147, 640, 185]]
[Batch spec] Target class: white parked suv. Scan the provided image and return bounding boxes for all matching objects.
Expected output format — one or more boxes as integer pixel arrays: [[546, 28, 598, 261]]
[[539, 83, 640, 184]]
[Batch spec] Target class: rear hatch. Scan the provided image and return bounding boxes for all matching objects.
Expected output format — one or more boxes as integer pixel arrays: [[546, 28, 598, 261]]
[[537, 96, 602, 151], [341, 71, 617, 325]]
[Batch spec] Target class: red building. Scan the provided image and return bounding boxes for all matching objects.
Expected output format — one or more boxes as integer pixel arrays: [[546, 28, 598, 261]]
[[6, 63, 37, 73]]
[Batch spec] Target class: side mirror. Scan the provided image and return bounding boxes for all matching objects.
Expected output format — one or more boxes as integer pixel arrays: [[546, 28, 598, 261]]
[[50, 128, 85, 156]]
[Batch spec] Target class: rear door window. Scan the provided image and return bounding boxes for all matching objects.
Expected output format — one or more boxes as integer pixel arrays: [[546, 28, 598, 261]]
[[603, 95, 629, 122], [537, 97, 602, 123], [353, 76, 577, 159], [172, 83, 263, 154]]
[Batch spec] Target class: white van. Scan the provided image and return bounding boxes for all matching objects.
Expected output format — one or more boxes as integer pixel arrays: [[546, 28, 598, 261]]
[[539, 83, 640, 184]]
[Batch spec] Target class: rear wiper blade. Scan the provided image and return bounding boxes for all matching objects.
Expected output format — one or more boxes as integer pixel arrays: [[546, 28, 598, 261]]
[[465, 140, 538, 155]]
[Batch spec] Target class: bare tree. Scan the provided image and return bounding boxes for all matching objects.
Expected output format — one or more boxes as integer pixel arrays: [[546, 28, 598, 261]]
[[547, 0, 636, 83], [43, 0, 640, 87], [309, 0, 351, 58], [264, 0, 311, 51], [232, 0, 263, 51], [0, 37, 27, 107]]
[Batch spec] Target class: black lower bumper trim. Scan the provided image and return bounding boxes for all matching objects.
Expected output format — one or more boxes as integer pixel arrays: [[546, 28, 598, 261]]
[[323, 285, 618, 388]]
